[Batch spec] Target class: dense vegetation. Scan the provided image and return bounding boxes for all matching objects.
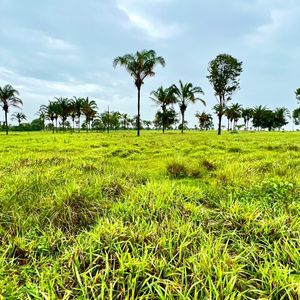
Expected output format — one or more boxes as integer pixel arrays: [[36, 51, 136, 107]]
[[0, 131, 299, 298]]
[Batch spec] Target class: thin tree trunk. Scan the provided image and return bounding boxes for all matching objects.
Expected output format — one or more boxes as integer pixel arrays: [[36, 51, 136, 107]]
[[137, 86, 141, 136], [5, 111, 8, 135], [218, 114, 222, 135], [52, 120, 54, 134], [162, 107, 165, 134], [181, 111, 184, 133]]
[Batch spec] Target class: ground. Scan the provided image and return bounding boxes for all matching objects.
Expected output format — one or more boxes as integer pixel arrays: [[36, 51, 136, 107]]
[[0, 130, 299, 299]]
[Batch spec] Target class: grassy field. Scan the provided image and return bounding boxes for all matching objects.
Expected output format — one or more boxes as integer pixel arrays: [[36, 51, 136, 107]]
[[0, 130, 299, 299]]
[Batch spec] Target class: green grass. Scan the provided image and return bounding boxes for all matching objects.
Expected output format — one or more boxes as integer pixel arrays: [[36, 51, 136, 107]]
[[0, 130, 299, 299]]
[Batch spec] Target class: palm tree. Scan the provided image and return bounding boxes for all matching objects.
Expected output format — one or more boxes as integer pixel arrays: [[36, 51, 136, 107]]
[[292, 107, 300, 127], [150, 86, 177, 133], [81, 97, 98, 131], [229, 103, 242, 130], [0, 84, 23, 135], [121, 113, 130, 130], [11, 112, 26, 126], [55, 97, 71, 131], [172, 80, 205, 133], [113, 49, 165, 136], [195, 112, 213, 130], [241, 108, 253, 130], [73, 96, 84, 131]]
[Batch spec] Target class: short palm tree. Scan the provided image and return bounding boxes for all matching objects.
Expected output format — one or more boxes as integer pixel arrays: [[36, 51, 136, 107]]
[[113, 49, 165, 136], [241, 108, 253, 130], [73, 96, 84, 131], [81, 97, 98, 131], [0, 84, 23, 135], [150, 86, 177, 133], [172, 80, 205, 133], [11, 112, 26, 126], [55, 97, 71, 130]]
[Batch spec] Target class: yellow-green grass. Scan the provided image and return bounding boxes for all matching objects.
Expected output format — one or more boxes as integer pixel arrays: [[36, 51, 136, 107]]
[[0, 131, 299, 299]]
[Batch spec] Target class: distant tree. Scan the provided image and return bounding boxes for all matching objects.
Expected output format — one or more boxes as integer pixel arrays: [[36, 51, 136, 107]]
[[0, 84, 23, 135], [295, 88, 300, 103], [172, 80, 205, 133], [229, 103, 242, 130], [30, 118, 44, 131], [252, 105, 269, 131], [55, 97, 71, 131], [113, 50, 165, 136], [241, 108, 253, 130], [11, 112, 26, 126], [121, 113, 130, 130], [81, 97, 98, 131], [153, 108, 178, 130], [150, 86, 177, 133], [273, 107, 290, 130], [292, 107, 300, 126], [73, 96, 84, 131], [195, 111, 213, 130], [207, 54, 243, 135], [143, 120, 152, 130]]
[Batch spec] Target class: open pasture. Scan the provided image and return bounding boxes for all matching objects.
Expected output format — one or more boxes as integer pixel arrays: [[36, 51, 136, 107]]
[[0, 131, 299, 299]]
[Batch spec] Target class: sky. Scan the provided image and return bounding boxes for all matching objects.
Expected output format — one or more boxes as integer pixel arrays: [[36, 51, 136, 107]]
[[0, 0, 299, 128]]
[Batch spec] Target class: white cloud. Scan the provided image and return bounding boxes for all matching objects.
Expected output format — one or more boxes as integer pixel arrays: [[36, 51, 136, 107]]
[[117, 3, 180, 39]]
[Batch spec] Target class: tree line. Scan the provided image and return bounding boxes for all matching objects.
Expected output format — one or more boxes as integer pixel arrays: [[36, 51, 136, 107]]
[[1, 50, 300, 135]]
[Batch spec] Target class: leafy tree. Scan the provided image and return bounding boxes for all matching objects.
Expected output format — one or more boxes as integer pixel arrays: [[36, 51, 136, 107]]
[[195, 111, 213, 130], [11, 112, 26, 126], [30, 118, 44, 131], [0, 84, 23, 135], [172, 80, 205, 133], [153, 108, 178, 130], [150, 86, 177, 133], [113, 49, 165, 136], [207, 54, 243, 135]]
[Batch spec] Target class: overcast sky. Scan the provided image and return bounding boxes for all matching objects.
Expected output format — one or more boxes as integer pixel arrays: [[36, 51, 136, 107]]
[[0, 0, 299, 127]]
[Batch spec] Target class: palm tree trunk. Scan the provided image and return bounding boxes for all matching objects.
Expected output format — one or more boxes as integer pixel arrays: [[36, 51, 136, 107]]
[[52, 120, 54, 134], [181, 112, 184, 133], [162, 107, 165, 134], [227, 118, 230, 131], [218, 114, 222, 135], [137, 86, 141, 136], [5, 111, 8, 135]]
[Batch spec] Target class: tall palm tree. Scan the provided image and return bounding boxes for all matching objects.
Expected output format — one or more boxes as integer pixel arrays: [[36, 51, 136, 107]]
[[81, 97, 98, 132], [113, 49, 165, 136], [11, 112, 26, 126], [0, 84, 23, 135], [172, 80, 205, 133], [150, 86, 177, 133]]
